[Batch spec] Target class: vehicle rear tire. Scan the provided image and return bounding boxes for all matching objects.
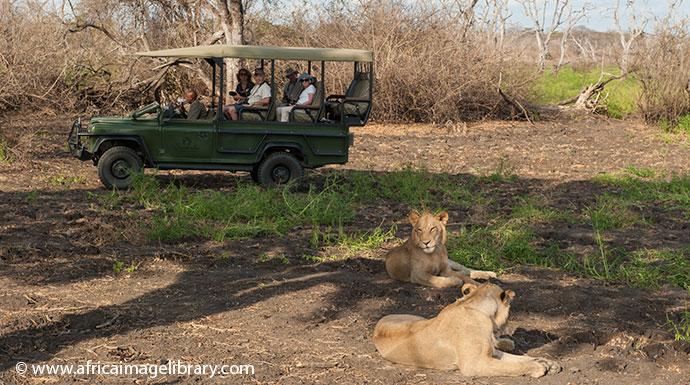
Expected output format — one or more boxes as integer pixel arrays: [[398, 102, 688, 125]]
[[97, 146, 143, 189], [257, 152, 303, 189]]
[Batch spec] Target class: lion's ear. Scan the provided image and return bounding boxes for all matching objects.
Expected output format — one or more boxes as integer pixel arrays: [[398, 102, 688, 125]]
[[462, 283, 477, 296], [435, 211, 449, 225], [408, 213, 420, 225], [500, 290, 516, 305]]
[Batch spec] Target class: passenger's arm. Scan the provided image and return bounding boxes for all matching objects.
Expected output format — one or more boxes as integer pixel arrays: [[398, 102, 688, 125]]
[[296, 92, 315, 107], [250, 97, 270, 107]]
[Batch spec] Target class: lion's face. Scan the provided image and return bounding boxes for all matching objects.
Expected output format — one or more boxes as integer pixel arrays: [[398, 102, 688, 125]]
[[409, 212, 448, 254]]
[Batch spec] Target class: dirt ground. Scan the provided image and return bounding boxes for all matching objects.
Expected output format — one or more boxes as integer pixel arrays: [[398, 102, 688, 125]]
[[1, 115, 690, 384]]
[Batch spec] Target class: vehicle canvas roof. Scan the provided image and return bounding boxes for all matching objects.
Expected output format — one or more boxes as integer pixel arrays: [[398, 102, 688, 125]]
[[135, 45, 373, 62]]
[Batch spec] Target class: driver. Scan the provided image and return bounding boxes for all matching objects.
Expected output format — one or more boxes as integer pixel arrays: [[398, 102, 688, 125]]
[[179, 90, 207, 120]]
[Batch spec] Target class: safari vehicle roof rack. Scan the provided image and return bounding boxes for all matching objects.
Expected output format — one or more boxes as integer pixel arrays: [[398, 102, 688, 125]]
[[135, 45, 373, 62]]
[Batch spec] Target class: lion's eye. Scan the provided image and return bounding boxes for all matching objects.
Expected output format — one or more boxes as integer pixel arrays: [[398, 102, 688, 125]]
[[416, 229, 422, 233], [430, 227, 436, 233]]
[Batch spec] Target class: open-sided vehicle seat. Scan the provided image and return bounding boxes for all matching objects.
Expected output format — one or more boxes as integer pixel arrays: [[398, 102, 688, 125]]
[[291, 80, 324, 123], [325, 71, 371, 125]]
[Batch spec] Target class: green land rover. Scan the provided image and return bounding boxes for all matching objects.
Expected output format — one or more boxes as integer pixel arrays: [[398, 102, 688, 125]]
[[68, 45, 373, 188]]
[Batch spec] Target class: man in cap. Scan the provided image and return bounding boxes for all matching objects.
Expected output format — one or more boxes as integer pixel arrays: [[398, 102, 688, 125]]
[[278, 67, 304, 107], [223, 68, 271, 120]]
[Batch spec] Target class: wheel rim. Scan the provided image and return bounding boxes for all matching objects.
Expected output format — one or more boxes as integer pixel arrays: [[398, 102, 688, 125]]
[[271, 165, 291, 184], [111, 159, 132, 179]]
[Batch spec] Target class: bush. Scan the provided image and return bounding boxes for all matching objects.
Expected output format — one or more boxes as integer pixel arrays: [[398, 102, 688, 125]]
[[636, 31, 690, 126]]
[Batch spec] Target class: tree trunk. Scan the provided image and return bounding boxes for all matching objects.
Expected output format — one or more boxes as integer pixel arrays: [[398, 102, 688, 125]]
[[535, 32, 546, 73], [217, 0, 245, 90]]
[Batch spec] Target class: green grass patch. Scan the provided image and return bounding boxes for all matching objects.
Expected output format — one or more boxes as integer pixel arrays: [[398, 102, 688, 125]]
[[667, 302, 690, 343], [660, 114, 690, 138], [588, 193, 650, 231], [113, 261, 140, 273], [85, 165, 688, 290], [511, 196, 574, 224], [592, 169, 690, 210], [257, 253, 290, 264], [310, 223, 397, 259], [142, 176, 358, 242], [533, 66, 639, 118], [619, 248, 690, 289], [447, 218, 547, 275]]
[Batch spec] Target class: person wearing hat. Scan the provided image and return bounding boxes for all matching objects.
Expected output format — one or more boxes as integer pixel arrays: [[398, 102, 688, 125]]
[[277, 67, 304, 108], [223, 68, 271, 120], [277, 73, 316, 122]]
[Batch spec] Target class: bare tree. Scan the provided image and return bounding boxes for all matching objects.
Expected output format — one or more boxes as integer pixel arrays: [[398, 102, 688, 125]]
[[554, 5, 589, 75], [556, 0, 650, 110], [517, 0, 589, 73], [571, 29, 599, 62], [478, 0, 512, 56], [613, 0, 647, 73]]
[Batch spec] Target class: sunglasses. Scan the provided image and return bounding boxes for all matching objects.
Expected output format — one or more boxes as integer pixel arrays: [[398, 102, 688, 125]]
[[300, 79, 310, 82]]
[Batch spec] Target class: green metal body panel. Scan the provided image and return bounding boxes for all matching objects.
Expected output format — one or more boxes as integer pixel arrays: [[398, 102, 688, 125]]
[[81, 110, 350, 169]]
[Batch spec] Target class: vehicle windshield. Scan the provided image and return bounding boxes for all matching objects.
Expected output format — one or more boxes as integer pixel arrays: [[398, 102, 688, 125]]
[[129, 102, 160, 119]]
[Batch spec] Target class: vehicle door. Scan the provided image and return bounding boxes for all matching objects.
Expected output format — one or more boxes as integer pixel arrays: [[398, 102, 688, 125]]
[[158, 118, 216, 163]]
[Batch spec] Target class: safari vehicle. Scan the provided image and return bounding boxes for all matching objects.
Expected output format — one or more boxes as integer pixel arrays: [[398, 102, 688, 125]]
[[67, 45, 373, 188]]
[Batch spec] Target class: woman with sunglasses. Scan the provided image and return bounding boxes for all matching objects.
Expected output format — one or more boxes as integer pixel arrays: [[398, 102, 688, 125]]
[[231, 68, 254, 103], [277, 73, 315, 122]]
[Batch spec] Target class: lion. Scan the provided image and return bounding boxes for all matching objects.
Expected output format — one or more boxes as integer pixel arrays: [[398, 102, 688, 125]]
[[373, 282, 561, 377], [385, 211, 496, 288]]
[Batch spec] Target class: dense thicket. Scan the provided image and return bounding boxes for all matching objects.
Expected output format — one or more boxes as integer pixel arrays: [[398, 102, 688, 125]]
[[1, 0, 689, 124]]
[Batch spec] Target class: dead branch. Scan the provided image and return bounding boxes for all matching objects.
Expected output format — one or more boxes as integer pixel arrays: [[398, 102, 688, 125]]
[[498, 88, 533, 124]]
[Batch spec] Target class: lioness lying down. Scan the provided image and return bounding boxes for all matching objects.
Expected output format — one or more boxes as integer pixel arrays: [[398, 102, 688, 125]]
[[373, 283, 561, 378], [385, 212, 496, 288]]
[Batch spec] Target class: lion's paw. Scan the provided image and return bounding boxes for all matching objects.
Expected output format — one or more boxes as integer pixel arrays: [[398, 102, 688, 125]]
[[495, 337, 515, 352], [527, 361, 548, 378], [536, 358, 561, 374], [470, 270, 497, 279]]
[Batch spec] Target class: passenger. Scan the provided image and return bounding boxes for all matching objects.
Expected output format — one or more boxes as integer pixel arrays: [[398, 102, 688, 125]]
[[277, 67, 304, 107], [230, 68, 254, 103], [179, 89, 207, 120], [223, 68, 271, 120], [277, 74, 316, 122]]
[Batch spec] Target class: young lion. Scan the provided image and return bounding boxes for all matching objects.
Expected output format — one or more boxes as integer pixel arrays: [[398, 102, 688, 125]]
[[373, 283, 561, 378], [385, 211, 496, 288]]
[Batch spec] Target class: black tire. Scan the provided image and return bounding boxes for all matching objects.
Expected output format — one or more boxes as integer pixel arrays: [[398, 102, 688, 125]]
[[97, 146, 143, 189], [257, 152, 303, 189]]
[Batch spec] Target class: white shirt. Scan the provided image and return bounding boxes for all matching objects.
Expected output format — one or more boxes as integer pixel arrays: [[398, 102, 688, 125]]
[[296, 85, 316, 105], [247, 82, 271, 105]]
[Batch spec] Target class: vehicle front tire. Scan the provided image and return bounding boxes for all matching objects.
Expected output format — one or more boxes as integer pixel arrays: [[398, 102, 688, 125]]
[[257, 152, 303, 189], [97, 146, 143, 189]]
